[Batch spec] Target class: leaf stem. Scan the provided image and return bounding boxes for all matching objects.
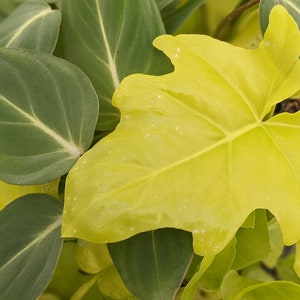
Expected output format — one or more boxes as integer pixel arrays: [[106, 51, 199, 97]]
[[214, 0, 260, 40]]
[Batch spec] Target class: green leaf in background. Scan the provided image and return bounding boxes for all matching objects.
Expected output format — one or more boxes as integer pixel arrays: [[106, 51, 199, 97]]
[[232, 210, 270, 270], [0, 1, 61, 52], [44, 242, 105, 300], [0, 194, 63, 300], [0, 0, 18, 15], [63, 6, 300, 257], [0, 48, 98, 185], [108, 228, 193, 300], [181, 239, 235, 300], [235, 281, 300, 300], [0, 178, 59, 210], [161, 0, 205, 33], [259, 0, 300, 34], [57, 0, 173, 131]]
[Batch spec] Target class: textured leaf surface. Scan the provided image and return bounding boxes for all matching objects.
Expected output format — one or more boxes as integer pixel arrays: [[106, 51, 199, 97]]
[[108, 228, 193, 300], [0, 1, 61, 52], [0, 194, 63, 300], [58, 0, 173, 130], [0, 178, 59, 210], [0, 48, 98, 184], [63, 6, 300, 256]]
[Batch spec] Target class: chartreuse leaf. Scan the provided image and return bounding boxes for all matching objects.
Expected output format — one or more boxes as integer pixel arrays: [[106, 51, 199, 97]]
[[232, 209, 269, 270], [181, 239, 235, 300], [108, 228, 193, 300], [0, 48, 98, 185], [75, 240, 134, 299], [0, 178, 59, 210], [263, 217, 284, 268], [0, 194, 63, 300], [0, 1, 61, 52], [260, 0, 300, 34], [63, 6, 300, 256], [222, 270, 300, 299], [58, 0, 172, 131]]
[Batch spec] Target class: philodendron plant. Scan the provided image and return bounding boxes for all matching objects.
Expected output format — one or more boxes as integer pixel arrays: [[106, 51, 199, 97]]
[[2, 0, 300, 299]]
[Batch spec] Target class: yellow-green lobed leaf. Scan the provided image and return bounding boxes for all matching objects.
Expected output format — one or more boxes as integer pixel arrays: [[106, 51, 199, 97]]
[[63, 6, 300, 256]]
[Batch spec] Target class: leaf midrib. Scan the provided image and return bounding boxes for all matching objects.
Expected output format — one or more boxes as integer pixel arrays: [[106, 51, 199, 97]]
[[0, 215, 61, 272], [0, 94, 82, 157], [100, 121, 261, 199]]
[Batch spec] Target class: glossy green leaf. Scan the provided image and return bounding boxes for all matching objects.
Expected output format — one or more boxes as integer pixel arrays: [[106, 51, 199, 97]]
[[108, 228, 193, 300], [0, 1, 61, 52], [232, 210, 270, 269], [0, 48, 98, 184], [0, 194, 63, 300], [58, 0, 173, 131], [63, 6, 300, 256], [260, 0, 300, 34], [161, 0, 205, 33]]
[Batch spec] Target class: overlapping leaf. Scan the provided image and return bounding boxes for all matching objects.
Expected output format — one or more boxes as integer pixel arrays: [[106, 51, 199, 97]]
[[57, 0, 172, 130], [0, 48, 99, 184], [63, 6, 300, 256], [0, 194, 63, 300], [0, 1, 61, 52]]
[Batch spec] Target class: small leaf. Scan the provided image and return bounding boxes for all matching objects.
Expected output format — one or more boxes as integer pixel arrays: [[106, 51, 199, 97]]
[[108, 228, 193, 300], [232, 209, 270, 270], [260, 0, 300, 34], [0, 178, 59, 210], [0, 48, 98, 184], [63, 6, 300, 256], [0, 194, 63, 300], [0, 1, 61, 52], [57, 0, 173, 130]]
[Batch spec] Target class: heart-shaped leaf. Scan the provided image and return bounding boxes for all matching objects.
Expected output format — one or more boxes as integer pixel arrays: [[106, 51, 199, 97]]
[[0, 1, 61, 52], [0, 194, 63, 300], [0, 48, 98, 185], [57, 0, 173, 130], [63, 6, 300, 256]]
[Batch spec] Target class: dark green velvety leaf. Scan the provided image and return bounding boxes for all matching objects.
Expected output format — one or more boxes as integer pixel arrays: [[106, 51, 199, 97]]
[[0, 194, 63, 300], [0, 1, 61, 52], [161, 0, 205, 33], [260, 0, 300, 34], [0, 48, 99, 184], [108, 228, 193, 300], [57, 0, 173, 130]]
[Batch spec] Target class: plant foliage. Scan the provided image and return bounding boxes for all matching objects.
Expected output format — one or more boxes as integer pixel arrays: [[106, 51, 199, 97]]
[[1, 0, 300, 299]]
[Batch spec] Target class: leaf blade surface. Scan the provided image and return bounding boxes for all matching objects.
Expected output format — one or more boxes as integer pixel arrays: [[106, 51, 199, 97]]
[[63, 6, 300, 255], [0, 48, 99, 184]]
